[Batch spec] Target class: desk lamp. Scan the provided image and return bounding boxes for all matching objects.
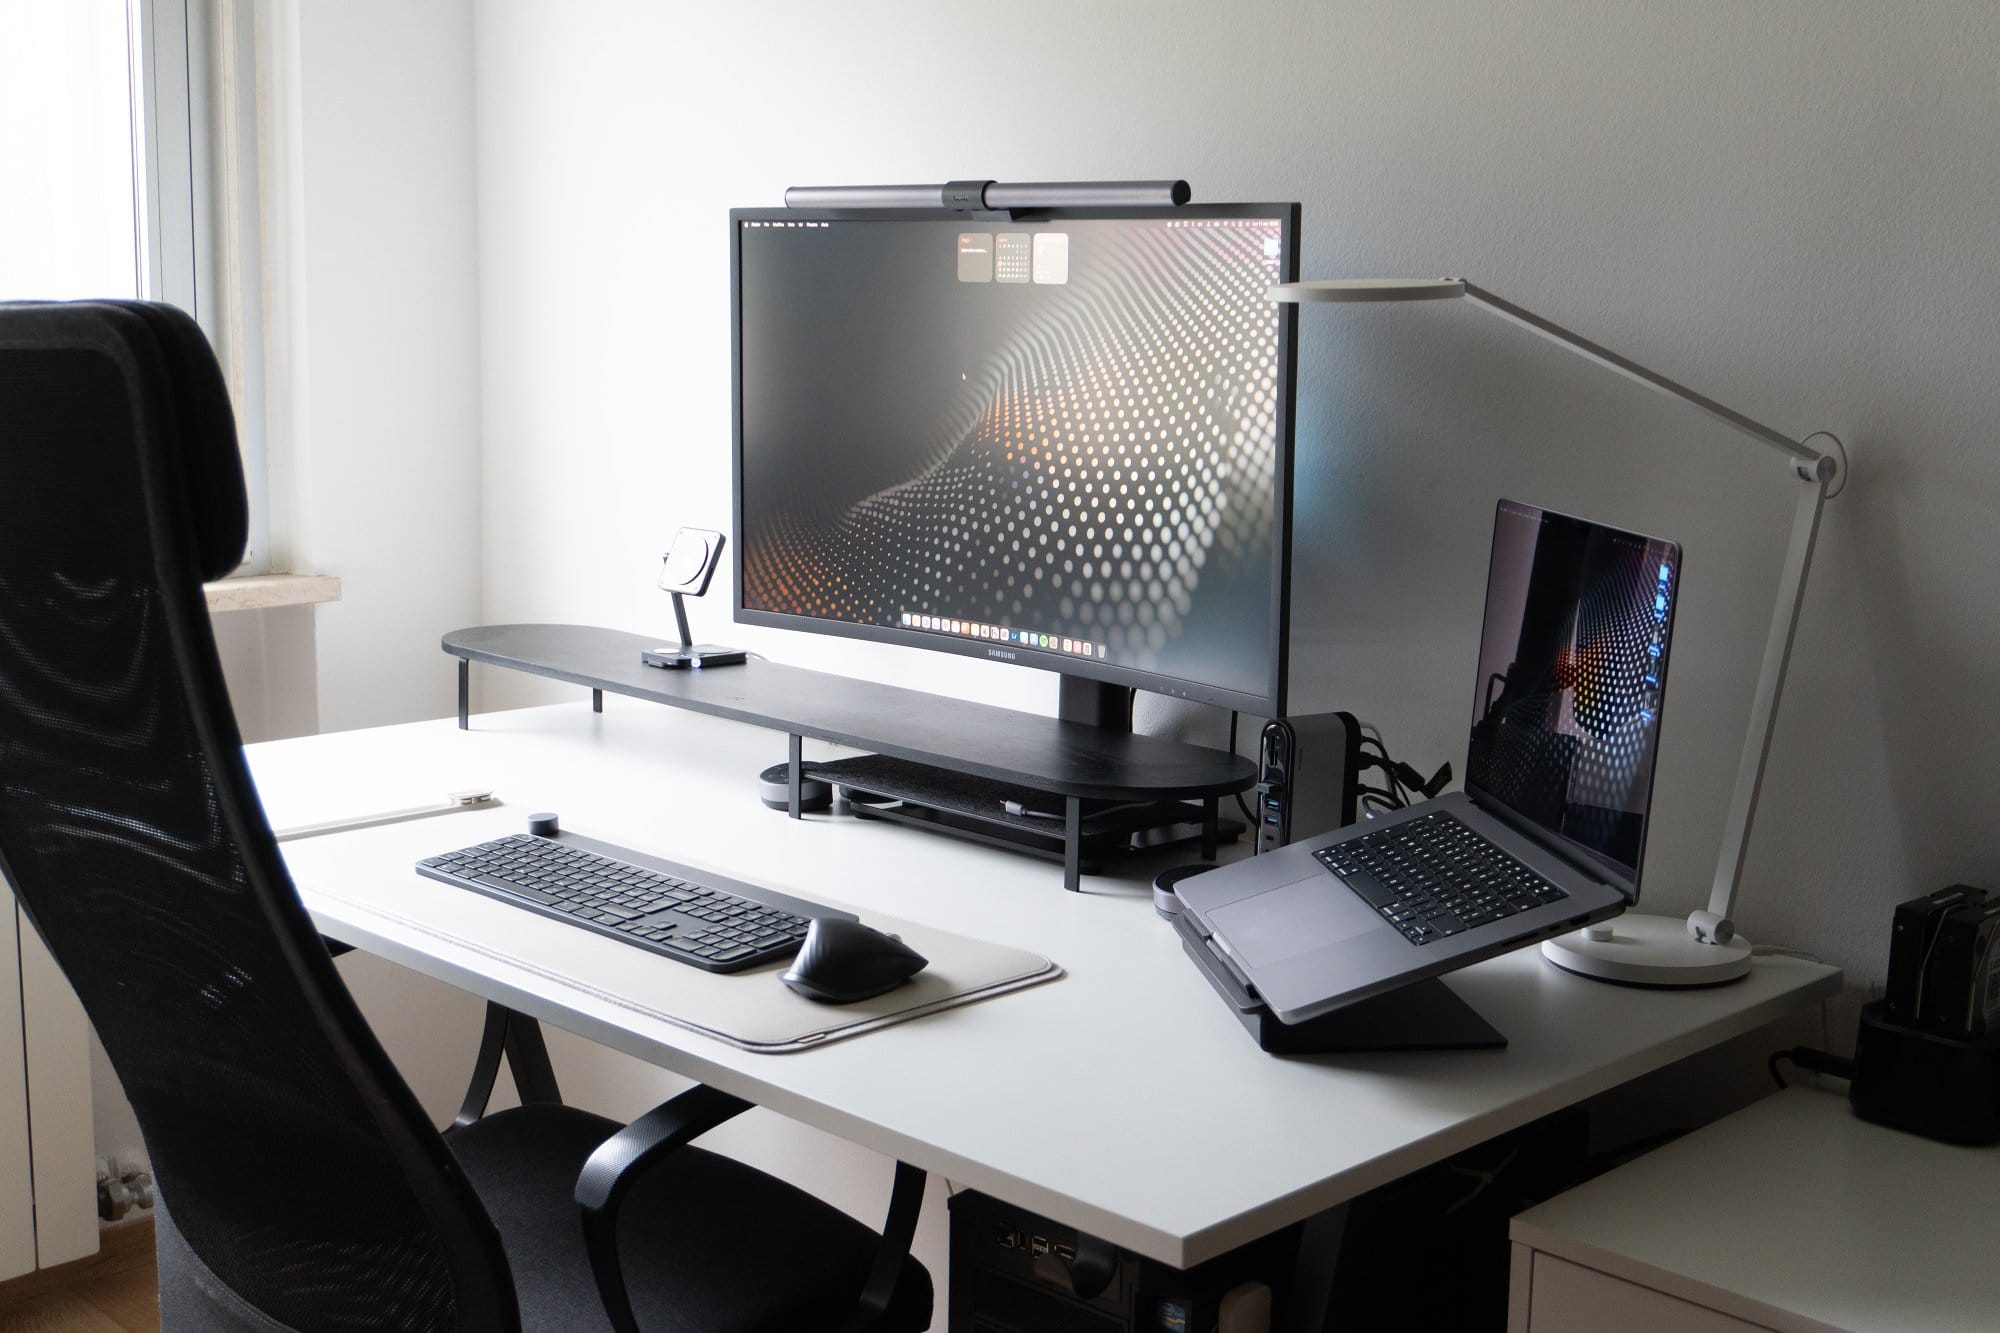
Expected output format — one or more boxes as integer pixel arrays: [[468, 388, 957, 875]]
[[1272, 277, 1845, 986]]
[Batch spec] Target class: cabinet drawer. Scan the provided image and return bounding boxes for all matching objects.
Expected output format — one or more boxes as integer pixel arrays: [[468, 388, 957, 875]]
[[1527, 1253, 1772, 1333]]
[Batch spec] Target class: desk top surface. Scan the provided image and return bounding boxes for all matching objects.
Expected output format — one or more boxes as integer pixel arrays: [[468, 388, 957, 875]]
[[1512, 1087, 2000, 1333], [249, 699, 1838, 1268]]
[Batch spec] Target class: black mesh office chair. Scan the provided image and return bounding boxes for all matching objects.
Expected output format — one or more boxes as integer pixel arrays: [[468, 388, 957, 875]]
[[0, 301, 931, 1332]]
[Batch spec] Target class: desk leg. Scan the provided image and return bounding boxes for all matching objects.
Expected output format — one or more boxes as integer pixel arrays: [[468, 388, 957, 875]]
[[1063, 797, 1082, 891], [1279, 1203, 1349, 1333], [592, 688, 603, 714], [457, 659, 469, 729], [1202, 797, 1219, 859], [788, 734, 803, 820]]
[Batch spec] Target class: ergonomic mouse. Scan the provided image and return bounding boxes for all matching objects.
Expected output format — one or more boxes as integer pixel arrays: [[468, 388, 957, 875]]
[[780, 917, 928, 1004]]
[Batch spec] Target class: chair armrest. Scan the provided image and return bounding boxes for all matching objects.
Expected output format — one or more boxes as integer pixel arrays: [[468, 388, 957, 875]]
[[831, 1159, 928, 1333], [575, 1084, 753, 1333]]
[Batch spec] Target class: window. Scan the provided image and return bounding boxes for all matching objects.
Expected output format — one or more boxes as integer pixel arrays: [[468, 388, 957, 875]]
[[1, 0, 268, 572], [0, 1, 142, 301]]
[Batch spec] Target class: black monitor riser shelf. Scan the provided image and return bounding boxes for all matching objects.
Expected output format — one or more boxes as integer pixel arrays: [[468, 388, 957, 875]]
[[444, 624, 1255, 891]]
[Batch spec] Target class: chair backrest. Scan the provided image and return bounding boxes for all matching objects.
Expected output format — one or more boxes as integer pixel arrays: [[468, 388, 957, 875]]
[[0, 302, 516, 1331]]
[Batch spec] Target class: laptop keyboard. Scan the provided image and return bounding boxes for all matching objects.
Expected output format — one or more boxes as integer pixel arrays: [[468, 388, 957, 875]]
[[1314, 811, 1568, 946], [417, 834, 812, 972]]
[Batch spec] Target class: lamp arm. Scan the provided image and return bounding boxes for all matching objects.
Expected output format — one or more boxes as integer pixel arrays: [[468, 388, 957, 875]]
[[1455, 283, 1846, 945], [1697, 470, 1827, 938], [1459, 283, 1835, 483]]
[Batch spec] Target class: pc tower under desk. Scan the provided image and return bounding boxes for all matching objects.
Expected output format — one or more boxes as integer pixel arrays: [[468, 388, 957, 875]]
[[949, 1189, 1289, 1333]]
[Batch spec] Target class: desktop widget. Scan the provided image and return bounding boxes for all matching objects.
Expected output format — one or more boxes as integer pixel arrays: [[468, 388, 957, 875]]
[[899, 611, 1106, 659]]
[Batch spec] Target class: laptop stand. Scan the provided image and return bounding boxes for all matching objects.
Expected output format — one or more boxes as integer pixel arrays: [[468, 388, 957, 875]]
[[1178, 921, 1507, 1053]]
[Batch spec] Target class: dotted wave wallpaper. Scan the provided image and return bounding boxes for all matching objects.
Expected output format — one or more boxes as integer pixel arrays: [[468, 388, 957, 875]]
[[737, 211, 1288, 703], [1468, 501, 1680, 882]]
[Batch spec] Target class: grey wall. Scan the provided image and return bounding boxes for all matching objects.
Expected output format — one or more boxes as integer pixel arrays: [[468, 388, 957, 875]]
[[285, 0, 486, 734], [472, 0, 2000, 996]]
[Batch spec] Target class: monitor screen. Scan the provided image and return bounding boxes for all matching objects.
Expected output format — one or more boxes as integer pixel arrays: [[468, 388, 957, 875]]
[[1466, 500, 1681, 893], [732, 203, 1299, 716]]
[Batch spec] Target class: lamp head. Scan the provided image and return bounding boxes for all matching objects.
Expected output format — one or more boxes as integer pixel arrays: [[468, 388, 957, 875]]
[[1269, 278, 1467, 304]]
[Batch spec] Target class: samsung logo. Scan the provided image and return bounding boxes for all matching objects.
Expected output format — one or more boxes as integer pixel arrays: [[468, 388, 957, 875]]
[[987, 648, 1017, 661]]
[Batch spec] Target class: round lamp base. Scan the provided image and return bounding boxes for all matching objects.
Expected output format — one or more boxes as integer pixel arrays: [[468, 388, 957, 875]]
[[1540, 913, 1753, 988]]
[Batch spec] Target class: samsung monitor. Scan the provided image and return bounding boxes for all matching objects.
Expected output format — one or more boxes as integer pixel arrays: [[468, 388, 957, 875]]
[[732, 202, 1300, 725]]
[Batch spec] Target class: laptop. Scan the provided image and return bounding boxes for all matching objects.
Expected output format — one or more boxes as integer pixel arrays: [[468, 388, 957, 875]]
[[1177, 500, 1681, 1025]]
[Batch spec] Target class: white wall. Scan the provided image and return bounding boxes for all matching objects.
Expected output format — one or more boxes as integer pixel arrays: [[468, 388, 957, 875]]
[[280, 0, 486, 734]]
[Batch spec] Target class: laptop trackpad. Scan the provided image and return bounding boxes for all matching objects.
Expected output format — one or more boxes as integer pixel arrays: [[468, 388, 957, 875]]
[[1208, 874, 1377, 969]]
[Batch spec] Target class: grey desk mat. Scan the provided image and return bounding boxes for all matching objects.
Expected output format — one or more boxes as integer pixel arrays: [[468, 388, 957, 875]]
[[280, 806, 1063, 1053]]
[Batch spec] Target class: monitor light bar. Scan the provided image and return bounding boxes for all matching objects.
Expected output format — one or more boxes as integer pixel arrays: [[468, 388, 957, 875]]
[[781, 179, 1191, 211]]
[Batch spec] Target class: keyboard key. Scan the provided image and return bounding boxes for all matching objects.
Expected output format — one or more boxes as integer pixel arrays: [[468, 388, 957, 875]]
[[1316, 812, 1568, 946], [471, 873, 560, 906]]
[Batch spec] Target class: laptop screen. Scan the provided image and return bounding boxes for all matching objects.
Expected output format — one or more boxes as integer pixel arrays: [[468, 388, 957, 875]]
[[1466, 501, 1681, 897]]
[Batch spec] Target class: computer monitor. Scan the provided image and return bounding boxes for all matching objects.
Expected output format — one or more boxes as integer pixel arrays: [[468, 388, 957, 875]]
[[731, 202, 1300, 726]]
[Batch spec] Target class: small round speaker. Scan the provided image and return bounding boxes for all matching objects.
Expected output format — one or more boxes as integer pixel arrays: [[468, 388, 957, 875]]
[[1152, 863, 1212, 919], [758, 762, 832, 813]]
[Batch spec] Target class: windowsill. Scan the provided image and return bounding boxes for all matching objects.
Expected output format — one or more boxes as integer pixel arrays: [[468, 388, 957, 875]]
[[203, 573, 342, 613]]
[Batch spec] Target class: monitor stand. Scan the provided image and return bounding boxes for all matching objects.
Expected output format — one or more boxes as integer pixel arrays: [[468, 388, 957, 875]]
[[1057, 675, 1134, 732], [443, 626, 1257, 891], [803, 673, 1237, 889]]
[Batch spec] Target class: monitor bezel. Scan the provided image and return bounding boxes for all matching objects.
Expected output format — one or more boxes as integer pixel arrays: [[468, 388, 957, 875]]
[[729, 200, 1300, 720]]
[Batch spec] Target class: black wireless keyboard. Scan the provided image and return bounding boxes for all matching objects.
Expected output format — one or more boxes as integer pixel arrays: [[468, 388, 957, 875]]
[[417, 833, 814, 972], [1314, 811, 1568, 946]]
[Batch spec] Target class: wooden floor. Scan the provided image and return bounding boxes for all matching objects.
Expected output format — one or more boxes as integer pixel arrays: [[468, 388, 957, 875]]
[[0, 1222, 157, 1333]]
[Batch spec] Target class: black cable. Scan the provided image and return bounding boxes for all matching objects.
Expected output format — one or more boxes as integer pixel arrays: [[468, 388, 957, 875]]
[[1356, 736, 1415, 810], [1228, 711, 1255, 823], [1768, 1046, 1856, 1090]]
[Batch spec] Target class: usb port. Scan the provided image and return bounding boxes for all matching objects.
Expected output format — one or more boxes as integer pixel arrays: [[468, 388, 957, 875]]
[[1265, 799, 1282, 810], [1029, 1235, 1050, 1258], [1265, 816, 1281, 825]]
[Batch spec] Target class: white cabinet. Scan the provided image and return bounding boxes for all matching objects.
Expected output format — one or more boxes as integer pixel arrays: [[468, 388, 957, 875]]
[[0, 894, 98, 1279], [1509, 1087, 2000, 1333]]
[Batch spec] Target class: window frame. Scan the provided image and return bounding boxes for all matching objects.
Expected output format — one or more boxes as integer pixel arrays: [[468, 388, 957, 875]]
[[131, 0, 269, 574]]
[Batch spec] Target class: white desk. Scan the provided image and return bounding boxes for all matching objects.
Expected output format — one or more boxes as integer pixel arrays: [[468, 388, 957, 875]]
[[248, 698, 1840, 1271], [1509, 1086, 2000, 1332]]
